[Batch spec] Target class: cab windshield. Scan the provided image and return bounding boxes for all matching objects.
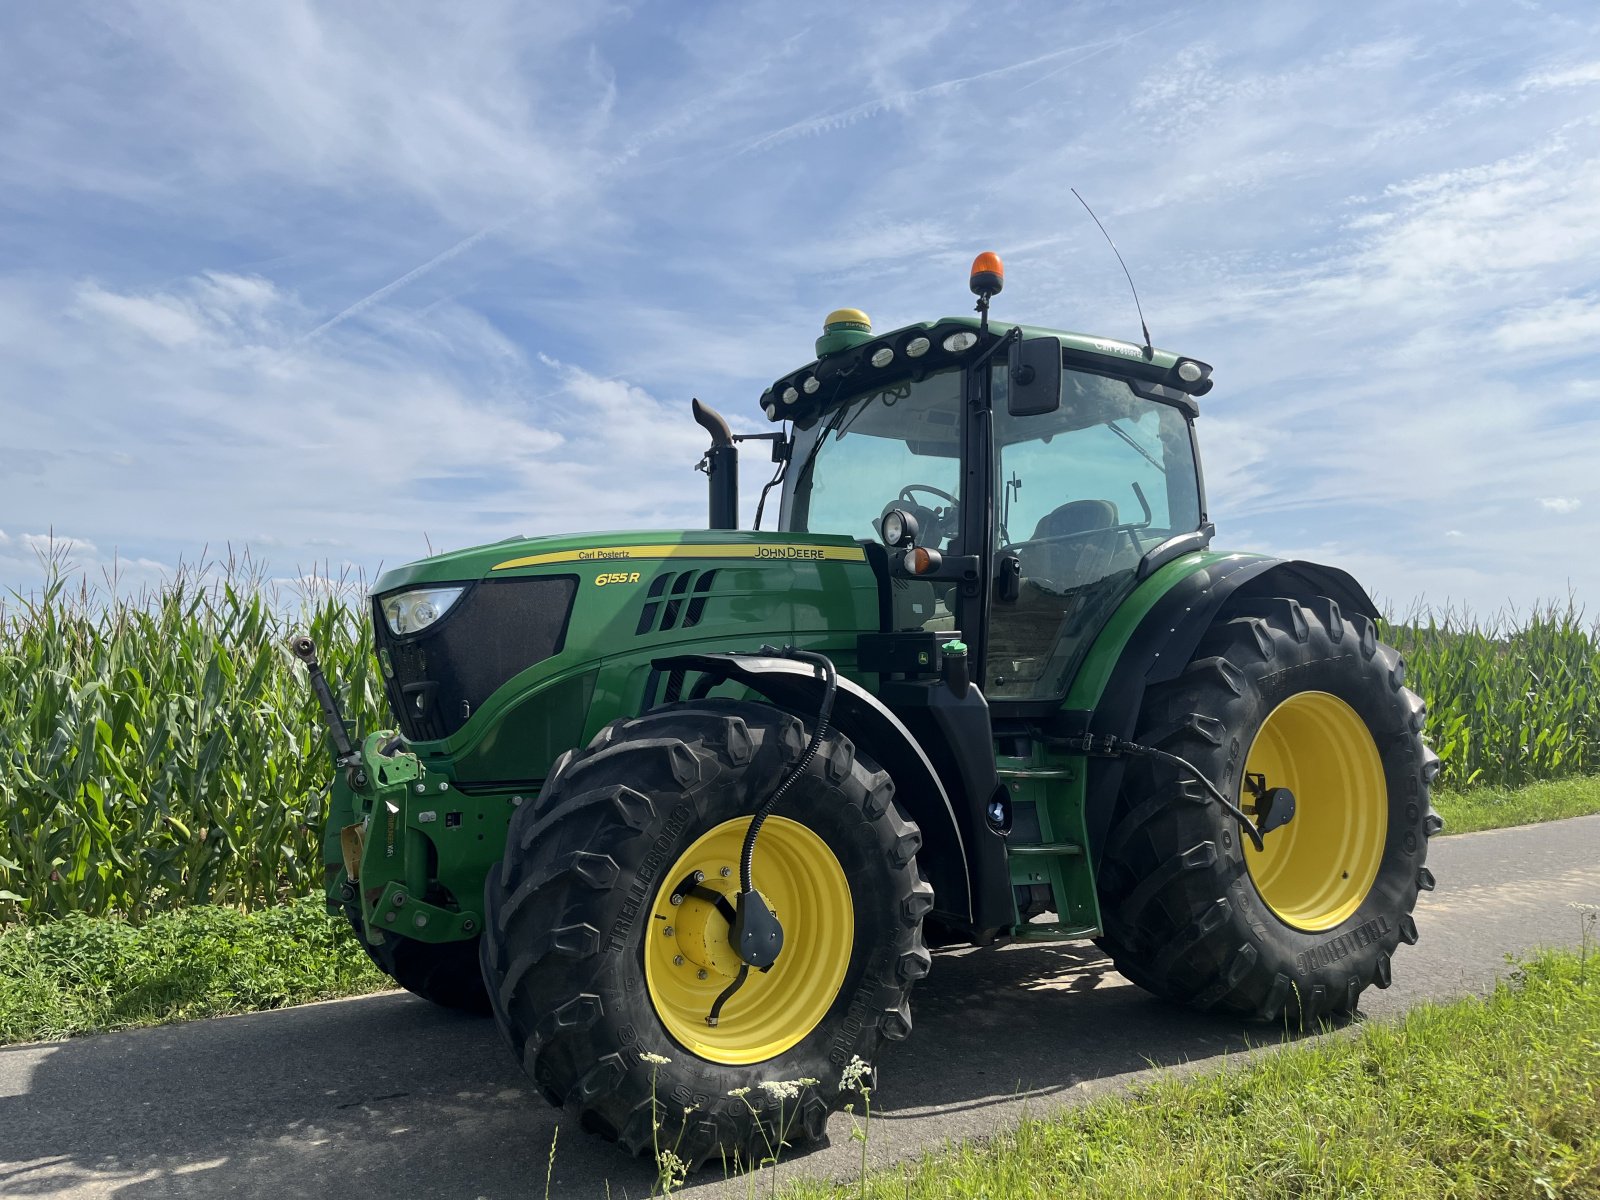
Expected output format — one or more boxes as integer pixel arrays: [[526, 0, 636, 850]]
[[781, 367, 963, 549]]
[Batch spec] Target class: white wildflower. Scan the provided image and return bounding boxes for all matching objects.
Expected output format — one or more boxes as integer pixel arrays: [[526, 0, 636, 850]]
[[840, 1055, 872, 1093], [655, 1149, 688, 1191], [757, 1077, 817, 1102], [639, 1051, 672, 1065]]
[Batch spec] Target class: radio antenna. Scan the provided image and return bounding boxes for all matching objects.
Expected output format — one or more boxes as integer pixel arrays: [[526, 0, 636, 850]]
[[1071, 188, 1153, 359]]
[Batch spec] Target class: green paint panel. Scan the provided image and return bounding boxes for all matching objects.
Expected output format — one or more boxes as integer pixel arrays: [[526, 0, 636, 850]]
[[999, 551, 1266, 938]]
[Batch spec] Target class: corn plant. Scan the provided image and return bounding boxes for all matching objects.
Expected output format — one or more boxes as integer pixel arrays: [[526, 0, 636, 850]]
[[0, 554, 384, 924], [1383, 601, 1600, 791]]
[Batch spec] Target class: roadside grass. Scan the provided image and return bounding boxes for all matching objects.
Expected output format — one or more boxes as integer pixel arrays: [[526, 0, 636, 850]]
[[781, 946, 1600, 1200], [1432, 772, 1600, 835], [0, 895, 388, 1045]]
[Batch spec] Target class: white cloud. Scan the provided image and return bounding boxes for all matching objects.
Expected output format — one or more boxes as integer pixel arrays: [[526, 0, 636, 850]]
[[1540, 497, 1582, 514], [1521, 61, 1600, 92], [20, 531, 98, 557], [1493, 296, 1600, 352]]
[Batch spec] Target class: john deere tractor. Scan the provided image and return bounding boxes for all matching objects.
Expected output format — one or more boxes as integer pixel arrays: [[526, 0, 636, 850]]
[[299, 252, 1439, 1166]]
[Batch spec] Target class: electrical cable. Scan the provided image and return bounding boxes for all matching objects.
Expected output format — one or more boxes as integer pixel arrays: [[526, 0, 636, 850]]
[[738, 647, 838, 892], [704, 647, 837, 1026], [1065, 733, 1266, 852]]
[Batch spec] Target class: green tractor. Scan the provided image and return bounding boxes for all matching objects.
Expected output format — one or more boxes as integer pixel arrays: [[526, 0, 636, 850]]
[[298, 252, 1438, 1166]]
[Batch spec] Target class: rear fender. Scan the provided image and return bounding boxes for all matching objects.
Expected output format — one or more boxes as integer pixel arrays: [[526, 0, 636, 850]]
[[1080, 557, 1379, 863]]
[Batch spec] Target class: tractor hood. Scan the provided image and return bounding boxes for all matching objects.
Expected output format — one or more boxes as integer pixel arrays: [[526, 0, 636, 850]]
[[367, 529, 881, 777], [371, 527, 870, 593]]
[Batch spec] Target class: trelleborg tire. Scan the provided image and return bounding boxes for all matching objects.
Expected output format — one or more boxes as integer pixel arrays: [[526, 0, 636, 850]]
[[341, 900, 491, 1014], [480, 699, 933, 1169], [1097, 596, 1441, 1025]]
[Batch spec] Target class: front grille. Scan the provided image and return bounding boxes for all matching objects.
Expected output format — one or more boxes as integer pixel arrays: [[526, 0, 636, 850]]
[[373, 576, 578, 741]]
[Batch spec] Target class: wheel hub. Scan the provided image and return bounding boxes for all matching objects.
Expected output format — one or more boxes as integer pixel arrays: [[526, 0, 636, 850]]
[[669, 878, 740, 977]]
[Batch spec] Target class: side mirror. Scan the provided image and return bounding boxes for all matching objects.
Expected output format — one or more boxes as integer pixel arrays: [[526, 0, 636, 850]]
[[1006, 336, 1062, 416]]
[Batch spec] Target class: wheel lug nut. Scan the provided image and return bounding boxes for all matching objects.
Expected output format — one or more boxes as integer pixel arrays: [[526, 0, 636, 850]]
[[692, 870, 705, 883], [663, 926, 675, 937], [720, 866, 732, 878], [697, 969, 709, 980], [670, 894, 682, 906], [673, 955, 685, 967]]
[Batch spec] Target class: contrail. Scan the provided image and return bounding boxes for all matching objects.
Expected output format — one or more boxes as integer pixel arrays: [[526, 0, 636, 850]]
[[299, 209, 527, 343], [742, 18, 1179, 155]]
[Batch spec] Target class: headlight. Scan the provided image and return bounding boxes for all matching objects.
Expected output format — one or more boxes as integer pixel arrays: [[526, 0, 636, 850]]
[[904, 336, 930, 358], [942, 331, 978, 353], [880, 507, 919, 548], [381, 586, 466, 636]]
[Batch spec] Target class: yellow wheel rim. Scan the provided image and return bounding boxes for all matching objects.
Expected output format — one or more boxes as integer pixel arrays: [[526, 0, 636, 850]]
[[643, 816, 852, 1065], [1242, 691, 1387, 932]]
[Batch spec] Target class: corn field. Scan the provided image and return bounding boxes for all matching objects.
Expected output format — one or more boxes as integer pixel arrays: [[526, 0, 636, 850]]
[[0, 560, 382, 924], [1, 561, 1596, 924], [1383, 602, 1599, 792]]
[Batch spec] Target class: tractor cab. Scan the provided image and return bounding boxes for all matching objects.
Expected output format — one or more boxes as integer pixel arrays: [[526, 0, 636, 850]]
[[768, 254, 1214, 704]]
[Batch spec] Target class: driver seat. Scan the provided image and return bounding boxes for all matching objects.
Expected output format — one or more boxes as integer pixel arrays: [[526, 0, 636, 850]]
[[1026, 499, 1119, 591]]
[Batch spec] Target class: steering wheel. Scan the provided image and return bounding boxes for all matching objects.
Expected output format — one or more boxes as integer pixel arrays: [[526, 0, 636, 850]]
[[895, 484, 959, 548], [899, 483, 956, 508]]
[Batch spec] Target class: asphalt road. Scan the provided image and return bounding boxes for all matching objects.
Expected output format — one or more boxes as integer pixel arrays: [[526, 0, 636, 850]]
[[3, 814, 1597, 1200]]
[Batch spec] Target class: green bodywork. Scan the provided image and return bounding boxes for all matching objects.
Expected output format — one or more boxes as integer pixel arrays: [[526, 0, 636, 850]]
[[321, 316, 1248, 948]]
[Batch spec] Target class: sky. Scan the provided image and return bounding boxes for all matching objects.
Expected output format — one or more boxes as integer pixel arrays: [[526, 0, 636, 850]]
[[2, 1, 1598, 618]]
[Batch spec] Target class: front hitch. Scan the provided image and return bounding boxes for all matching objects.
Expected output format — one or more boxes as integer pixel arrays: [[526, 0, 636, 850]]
[[293, 635, 482, 942]]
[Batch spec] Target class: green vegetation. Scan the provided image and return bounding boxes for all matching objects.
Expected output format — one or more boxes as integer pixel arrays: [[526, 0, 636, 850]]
[[0, 894, 388, 1045], [2, 555, 1595, 924], [1385, 603, 1600, 791], [1434, 773, 1600, 835], [1, 558, 381, 922], [779, 947, 1600, 1199]]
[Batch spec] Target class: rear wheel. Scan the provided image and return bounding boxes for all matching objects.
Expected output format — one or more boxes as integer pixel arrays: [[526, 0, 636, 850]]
[[1098, 597, 1441, 1024], [480, 700, 932, 1169]]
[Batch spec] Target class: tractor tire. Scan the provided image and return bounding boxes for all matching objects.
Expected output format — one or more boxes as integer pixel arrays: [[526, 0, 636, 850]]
[[342, 900, 491, 1015], [480, 699, 933, 1170], [1097, 596, 1441, 1026]]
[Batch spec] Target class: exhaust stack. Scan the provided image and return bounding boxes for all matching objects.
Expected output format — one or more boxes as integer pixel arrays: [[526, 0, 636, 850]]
[[692, 398, 739, 530]]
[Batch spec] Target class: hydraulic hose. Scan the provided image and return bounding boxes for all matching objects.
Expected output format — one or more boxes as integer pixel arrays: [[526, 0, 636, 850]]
[[738, 647, 838, 893], [707, 647, 837, 1025], [1064, 733, 1267, 853]]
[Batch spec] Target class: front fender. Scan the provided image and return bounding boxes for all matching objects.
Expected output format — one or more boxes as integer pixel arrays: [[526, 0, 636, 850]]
[[649, 651, 1006, 930]]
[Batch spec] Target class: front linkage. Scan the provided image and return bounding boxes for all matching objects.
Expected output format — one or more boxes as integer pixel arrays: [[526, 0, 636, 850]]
[[293, 636, 485, 947]]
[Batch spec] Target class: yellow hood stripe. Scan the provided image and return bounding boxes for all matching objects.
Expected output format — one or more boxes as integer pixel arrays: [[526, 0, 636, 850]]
[[491, 542, 867, 571]]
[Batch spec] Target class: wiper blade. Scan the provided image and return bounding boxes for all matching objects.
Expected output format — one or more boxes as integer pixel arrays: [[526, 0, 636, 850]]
[[794, 391, 879, 494], [1107, 419, 1164, 473]]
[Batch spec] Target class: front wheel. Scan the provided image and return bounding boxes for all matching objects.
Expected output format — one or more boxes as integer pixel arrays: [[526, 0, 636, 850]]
[[340, 898, 491, 1014], [1098, 596, 1441, 1025], [480, 700, 933, 1169]]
